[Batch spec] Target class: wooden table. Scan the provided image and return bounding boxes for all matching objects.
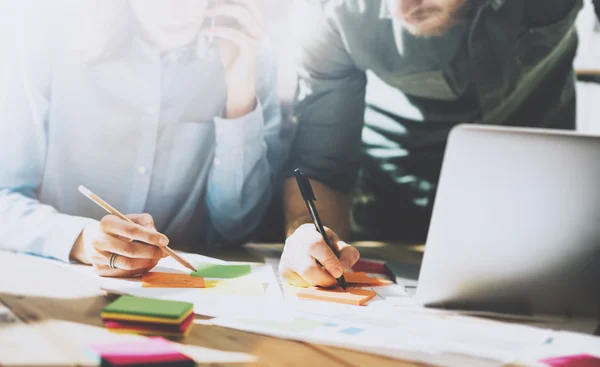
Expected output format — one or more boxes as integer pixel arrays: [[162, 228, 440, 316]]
[[0, 242, 426, 367], [0, 243, 597, 367]]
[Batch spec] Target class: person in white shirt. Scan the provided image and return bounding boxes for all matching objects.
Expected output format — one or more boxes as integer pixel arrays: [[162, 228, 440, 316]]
[[0, 0, 281, 277]]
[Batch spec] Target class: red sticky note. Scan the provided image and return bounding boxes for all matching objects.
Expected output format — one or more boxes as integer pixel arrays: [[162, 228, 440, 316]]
[[89, 337, 193, 366], [351, 259, 387, 274], [541, 354, 600, 367], [104, 312, 195, 337]]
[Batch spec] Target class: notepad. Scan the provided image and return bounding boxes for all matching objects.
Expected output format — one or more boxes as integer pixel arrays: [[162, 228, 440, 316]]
[[142, 272, 206, 288], [296, 287, 377, 306], [344, 272, 392, 286], [191, 262, 251, 278], [89, 337, 194, 366], [101, 296, 193, 323]]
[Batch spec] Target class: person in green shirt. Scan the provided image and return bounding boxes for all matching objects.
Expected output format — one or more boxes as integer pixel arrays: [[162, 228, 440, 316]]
[[278, 0, 582, 287]]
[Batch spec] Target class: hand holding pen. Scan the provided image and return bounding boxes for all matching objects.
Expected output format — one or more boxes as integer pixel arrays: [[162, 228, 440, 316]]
[[279, 169, 360, 289]]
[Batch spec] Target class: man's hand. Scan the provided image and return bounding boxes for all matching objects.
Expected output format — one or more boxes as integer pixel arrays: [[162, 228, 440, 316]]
[[203, 0, 265, 119], [70, 213, 169, 277], [279, 224, 360, 287]]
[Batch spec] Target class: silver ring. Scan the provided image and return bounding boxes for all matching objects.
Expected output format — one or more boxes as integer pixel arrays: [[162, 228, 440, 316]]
[[109, 253, 117, 269]]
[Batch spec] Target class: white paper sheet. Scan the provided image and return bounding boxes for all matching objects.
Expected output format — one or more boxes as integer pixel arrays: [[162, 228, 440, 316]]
[[60, 253, 285, 318], [208, 305, 555, 366]]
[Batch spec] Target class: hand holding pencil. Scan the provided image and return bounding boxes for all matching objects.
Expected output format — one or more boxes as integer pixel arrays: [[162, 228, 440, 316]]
[[70, 186, 196, 277]]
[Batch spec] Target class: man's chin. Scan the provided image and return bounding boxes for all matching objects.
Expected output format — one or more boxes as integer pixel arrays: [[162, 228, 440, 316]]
[[401, 18, 457, 38]]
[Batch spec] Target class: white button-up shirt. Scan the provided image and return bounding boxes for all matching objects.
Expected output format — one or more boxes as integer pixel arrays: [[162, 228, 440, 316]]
[[0, 6, 281, 261]]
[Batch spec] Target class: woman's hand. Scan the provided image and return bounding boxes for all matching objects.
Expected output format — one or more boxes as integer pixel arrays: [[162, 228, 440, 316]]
[[203, 0, 265, 119], [70, 213, 169, 277]]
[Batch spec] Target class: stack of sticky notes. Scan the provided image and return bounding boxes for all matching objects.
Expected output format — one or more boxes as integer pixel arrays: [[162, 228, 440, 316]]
[[296, 287, 377, 306], [101, 296, 194, 338], [89, 337, 195, 367]]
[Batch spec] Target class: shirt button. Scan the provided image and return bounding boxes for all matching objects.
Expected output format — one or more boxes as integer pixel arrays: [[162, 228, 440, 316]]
[[146, 107, 156, 115], [137, 165, 148, 175], [214, 158, 221, 166], [291, 116, 298, 124]]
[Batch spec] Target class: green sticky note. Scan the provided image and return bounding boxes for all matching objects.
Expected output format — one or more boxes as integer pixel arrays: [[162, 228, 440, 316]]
[[102, 296, 192, 319], [191, 262, 251, 278]]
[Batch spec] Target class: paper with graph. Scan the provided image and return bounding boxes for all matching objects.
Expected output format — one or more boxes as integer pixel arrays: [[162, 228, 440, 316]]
[[208, 303, 554, 366]]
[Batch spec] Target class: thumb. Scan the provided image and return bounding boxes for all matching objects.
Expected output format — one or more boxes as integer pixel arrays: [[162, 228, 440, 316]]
[[338, 241, 360, 271]]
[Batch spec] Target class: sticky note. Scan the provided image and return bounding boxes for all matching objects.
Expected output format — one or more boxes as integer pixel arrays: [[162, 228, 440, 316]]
[[191, 262, 251, 278], [296, 287, 377, 306], [89, 337, 194, 366], [351, 259, 387, 274], [104, 313, 195, 337], [541, 354, 600, 367], [101, 296, 193, 323], [142, 272, 205, 288], [344, 272, 392, 286]]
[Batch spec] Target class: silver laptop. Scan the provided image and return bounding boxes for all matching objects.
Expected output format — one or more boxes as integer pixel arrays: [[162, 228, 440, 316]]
[[415, 125, 600, 318]]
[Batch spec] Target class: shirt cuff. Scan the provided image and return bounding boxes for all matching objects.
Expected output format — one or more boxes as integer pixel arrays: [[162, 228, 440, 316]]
[[213, 99, 265, 150], [47, 214, 96, 263]]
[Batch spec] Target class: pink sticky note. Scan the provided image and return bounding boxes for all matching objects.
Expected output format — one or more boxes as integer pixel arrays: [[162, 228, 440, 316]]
[[89, 337, 193, 365], [541, 354, 600, 367]]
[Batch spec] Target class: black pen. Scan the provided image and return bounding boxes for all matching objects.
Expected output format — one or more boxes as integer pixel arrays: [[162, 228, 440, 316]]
[[294, 168, 348, 290]]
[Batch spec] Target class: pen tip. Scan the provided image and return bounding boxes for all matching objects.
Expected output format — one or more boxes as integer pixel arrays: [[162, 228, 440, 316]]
[[339, 277, 348, 291]]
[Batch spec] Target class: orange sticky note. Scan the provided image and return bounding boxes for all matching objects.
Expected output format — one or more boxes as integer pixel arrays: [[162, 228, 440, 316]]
[[296, 287, 377, 306], [344, 272, 392, 286], [142, 272, 205, 288]]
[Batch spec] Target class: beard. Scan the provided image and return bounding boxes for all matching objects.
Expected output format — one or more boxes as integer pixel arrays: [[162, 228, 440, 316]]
[[399, 0, 470, 37]]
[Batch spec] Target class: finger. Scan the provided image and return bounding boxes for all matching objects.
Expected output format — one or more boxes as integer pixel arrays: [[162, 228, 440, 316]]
[[126, 213, 156, 231], [92, 233, 164, 260], [307, 240, 344, 279], [112, 254, 159, 271], [99, 215, 169, 247], [91, 249, 111, 266], [208, 0, 264, 29], [205, 4, 263, 38], [202, 27, 259, 52], [94, 263, 155, 278], [297, 261, 338, 288], [338, 241, 360, 270]]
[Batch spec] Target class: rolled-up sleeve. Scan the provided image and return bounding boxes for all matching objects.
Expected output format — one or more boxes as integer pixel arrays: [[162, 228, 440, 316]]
[[284, 3, 367, 193], [205, 44, 281, 243]]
